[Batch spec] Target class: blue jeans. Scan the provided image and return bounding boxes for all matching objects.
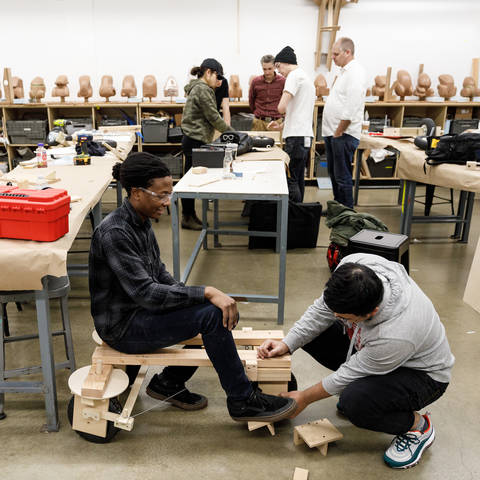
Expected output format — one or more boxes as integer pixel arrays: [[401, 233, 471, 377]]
[[284, 136, 311, 202], [110, 303, 252, 401], [324, 134, 359, 208]]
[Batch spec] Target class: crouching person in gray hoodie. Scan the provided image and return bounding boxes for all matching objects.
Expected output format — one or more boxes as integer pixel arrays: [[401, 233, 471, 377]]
[[258, 253, 454, 469]]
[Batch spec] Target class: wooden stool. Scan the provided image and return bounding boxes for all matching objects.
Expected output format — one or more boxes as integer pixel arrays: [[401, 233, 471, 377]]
[[294, 418, 343, 456]]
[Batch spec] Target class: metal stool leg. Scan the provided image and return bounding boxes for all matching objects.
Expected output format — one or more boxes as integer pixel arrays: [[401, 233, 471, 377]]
[[59, 296, 76, 371], [0, 306, 6, 420], [1, 304, 9, 337]]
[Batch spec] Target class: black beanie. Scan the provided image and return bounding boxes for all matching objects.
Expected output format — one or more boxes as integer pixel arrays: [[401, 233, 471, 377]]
[[274, 46, 297, 65]]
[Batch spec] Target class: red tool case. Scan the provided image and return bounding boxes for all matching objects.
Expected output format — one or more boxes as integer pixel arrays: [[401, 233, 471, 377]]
[[0, 186, 70, 241]]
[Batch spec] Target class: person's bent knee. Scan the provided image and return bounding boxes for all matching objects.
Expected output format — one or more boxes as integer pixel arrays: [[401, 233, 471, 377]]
[[199, 303, 225, 334], [338, 382, 381, 429]]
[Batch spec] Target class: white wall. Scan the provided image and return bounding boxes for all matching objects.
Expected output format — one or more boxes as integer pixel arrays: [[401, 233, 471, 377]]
[[1, 0, 479, 102]]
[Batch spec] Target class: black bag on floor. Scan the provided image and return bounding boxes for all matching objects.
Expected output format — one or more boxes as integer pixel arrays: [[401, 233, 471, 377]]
[[248, 201, 322, 250]]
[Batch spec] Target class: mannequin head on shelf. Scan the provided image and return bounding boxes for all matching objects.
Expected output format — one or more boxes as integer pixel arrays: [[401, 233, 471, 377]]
[[393, 70, 413, 99], [164, 76, 179, 98], [78, 75, 93, 102], [29, 76, 46, 102], [12, 77, 24, 99], [460, 76, 480, 100], [121, 75, 137, 98], [372, 75, 386, 100], [143, 75, 157, 100], [414, 72, 434, 100], [314, 74, 329, 98], [100, 75, 116, 102], [229, 75, 242, 100], [52, 75, 70, 102], [437, 74, 457, 100]]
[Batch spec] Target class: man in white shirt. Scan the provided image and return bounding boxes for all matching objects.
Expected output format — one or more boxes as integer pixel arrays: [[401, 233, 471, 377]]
[[269, 46, 315, 201], [322, 37, 366, 208]]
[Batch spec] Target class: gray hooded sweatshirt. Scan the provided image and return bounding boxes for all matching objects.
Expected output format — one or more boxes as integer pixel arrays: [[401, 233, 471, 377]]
[[283, 253, 454, 396]]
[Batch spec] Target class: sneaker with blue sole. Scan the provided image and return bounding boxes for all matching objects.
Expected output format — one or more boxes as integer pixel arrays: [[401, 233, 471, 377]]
[[383, 414, 435, 469]]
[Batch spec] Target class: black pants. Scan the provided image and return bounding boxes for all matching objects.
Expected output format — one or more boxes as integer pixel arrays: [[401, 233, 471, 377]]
[[284, 136, 311, 202], [110, 303, 252, 401], [302, 322, 449, 435], [181, 135, 205, 216]]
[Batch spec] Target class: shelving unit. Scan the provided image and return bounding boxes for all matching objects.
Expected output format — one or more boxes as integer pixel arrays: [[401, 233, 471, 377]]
[[1, 100, 479, 178]]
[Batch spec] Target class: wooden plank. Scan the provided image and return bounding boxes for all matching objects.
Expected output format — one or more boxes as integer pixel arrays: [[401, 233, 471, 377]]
[[181, 329, 284, 346], [293, 468, 309, 480], [384, 67, 393, 101], [472, 58, 479, 86], [3, 68, 14, 104], [91, 345, 291, 369], [81, 363, 113, 398], [258, 381, 288, 395], [257, 368, 291, 382]]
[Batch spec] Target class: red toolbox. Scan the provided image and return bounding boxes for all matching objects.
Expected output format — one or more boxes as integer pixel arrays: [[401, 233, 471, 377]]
[[0, 186, 70, 241]]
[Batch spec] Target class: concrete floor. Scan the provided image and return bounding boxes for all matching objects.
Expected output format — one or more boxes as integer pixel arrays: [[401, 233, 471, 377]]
[[1, 184, 479, 479]]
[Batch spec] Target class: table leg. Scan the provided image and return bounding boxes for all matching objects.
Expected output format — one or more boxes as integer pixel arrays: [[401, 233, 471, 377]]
[[277, 196, 288, 325], [91, 200, 102, 229], [171, 194, 181, 281], [214, 199, 220, 248], [202, 199, 208, 250], [35, 277, 59, 432], [460, 192, 475, 243], [453, 191, 467, 239], [400, 181, 416, 236]]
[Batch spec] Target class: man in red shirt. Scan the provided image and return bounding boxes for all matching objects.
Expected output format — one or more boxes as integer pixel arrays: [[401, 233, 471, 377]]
[[249, 54, 285, 131]]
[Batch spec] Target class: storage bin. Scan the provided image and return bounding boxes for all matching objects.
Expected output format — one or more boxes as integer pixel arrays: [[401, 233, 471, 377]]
[[142, 118, 169, 143], [7, 120, 47, 144], [366, 156, 396, 177], [231, 113, 253, 131], [159, 153, 183, 178]]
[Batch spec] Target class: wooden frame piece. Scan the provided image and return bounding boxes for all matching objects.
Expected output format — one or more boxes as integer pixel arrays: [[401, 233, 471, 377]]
[[293, 418, 343, 456], [248, 421, 275, 436], [3, 68, 14, 104]]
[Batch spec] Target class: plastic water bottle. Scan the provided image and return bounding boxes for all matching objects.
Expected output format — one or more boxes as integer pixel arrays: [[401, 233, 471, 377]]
[[222, 148, 234, 179], [36, 143, 48, 168]]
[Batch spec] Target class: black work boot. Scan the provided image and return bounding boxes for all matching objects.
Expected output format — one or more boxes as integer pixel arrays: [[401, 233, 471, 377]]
[[227, 387, 296, 423], [146, 373, 208, 411], [181, 215, 202, 230]]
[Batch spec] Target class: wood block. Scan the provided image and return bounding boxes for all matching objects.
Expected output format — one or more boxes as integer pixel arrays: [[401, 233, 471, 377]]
[[293, 467, 309, 480], [3, 68, 14, 103], [248, 421, 275, 436], [245, 359, 258, 381], [181, 329, 284, 346], [258, 381, 288, 395], [81, 363, 113, 398], [72, 395, 108, 437], [293, 418, 343, 456]]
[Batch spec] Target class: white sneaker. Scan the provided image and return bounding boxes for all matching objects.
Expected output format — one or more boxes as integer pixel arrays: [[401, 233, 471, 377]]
[[383, 414, 435, 469]]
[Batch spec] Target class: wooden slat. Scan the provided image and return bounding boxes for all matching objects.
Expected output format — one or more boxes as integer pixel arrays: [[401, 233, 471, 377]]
[[91, 345, 291, 369], [472, 58, 479, 86], [3, 68, 14, 103], [182, 329, 284, 346]]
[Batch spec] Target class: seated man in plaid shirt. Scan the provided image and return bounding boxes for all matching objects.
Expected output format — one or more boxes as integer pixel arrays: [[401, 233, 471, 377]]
[[88, 152, 296, 424]]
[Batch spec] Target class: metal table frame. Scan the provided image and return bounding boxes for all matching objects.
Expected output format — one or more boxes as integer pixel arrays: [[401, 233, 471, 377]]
[[171, 191, 289, 325], [400, 180, 475, 243]]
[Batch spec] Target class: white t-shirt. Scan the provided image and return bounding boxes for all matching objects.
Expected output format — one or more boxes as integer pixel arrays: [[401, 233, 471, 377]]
[[322, 59, 367, 139], [282, 67, 315, 138]]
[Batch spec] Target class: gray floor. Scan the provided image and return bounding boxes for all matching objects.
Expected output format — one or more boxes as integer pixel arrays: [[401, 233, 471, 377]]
[[1, 184, 479, 479]]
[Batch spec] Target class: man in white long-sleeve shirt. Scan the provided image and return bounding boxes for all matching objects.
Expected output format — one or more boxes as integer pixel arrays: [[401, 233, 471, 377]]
[[322, 37, 366, 208], [258, 253, 454, 469]]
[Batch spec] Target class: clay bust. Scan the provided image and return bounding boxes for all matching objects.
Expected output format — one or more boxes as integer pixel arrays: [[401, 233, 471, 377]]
[[99, 75, 116, 102], [414, 73, 434, 100], [229, 75, 242, 100], [164, 76, 179, 98], [78, 75, 93, 102], [437, 74, 457, 100], [143, 75, 157, 101], [52, 75, 69, 102], [393, 70, 413, 100], [314, 74, 329, 98], [372, 75, 387, 100], [12, 77, 24, 99], [29, 76, 46, 102], [460, 76, 480, 100], [121, 75, 137, 98]]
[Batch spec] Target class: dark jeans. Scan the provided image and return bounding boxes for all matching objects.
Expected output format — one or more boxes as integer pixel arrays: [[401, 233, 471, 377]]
[[324, 134, 359, 209], [111, 302, 252, 401], [284, 136, 311, 202], [181, 135, 205, 216], [301, 322, 449, 435]]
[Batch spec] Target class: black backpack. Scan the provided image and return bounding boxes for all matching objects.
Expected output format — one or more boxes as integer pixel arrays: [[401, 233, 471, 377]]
[[215, 131, 253, 156], [425, 133, 480, 166]]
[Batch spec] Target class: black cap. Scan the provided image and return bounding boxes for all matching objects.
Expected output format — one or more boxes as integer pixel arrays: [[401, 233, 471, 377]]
[[200, 58, 224, 76], [274, 46, 297, 65]]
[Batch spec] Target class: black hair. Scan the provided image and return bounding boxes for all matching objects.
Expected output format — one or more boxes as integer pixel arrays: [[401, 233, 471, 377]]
[[190, 66, 209, 78], [323, 263, 384, 316], [112, 152, 171, 196]]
